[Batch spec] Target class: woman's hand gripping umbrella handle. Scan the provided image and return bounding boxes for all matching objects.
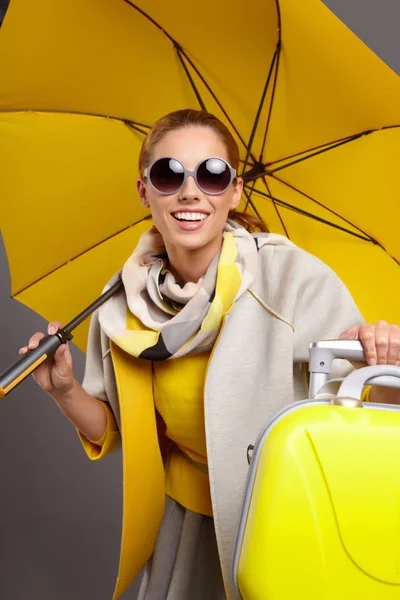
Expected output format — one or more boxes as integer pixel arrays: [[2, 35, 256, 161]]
[[0, 278, 123, 399], [0, 329, 72, 398]]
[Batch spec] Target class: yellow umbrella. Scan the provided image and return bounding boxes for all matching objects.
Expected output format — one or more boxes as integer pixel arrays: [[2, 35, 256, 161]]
[[0, 0, 399, 358]]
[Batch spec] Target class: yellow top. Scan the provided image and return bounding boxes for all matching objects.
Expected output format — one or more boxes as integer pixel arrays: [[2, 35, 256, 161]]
[[152, 351, 213, 516]]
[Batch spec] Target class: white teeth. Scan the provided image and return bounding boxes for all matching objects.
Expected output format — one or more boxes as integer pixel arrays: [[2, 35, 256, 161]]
[[173, 212, 208, 221]]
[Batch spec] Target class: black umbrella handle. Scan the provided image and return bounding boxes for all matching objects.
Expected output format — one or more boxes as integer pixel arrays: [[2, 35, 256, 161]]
[[0, 330, 72, 398], [0, 277, 123, 399]]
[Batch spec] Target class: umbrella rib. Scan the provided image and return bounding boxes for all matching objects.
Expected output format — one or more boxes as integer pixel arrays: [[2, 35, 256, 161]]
[[177, 51, 257, 162], [13, 215, 152, 297], [175, 48, 207, 110], [275, 0, 283, 39], [122, 0, 253, 160], [125, 122, 151, 135], [244, 125, 400, 183], [242, 187, 268, 230], [268, 174, 400, 267], [269, 173, 373, 239], [265, 134, 362, 169], [248, 185, 373, 242], [267, 132, 369, 176], [122, 1, 176, 46], [243, 134, 369, 181], [243, 180, 257, 213], [257, 123, 400, 172], [258, 0, 282, 163], [253, 185, 400, 267], [0, 108, 152, 132], [258, 44, 281, 165], [241, 46, 279, 175], [262, 175, 290, 238]]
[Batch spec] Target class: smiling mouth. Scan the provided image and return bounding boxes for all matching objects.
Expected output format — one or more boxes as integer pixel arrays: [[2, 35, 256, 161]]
[[171, 212, 209, 222]]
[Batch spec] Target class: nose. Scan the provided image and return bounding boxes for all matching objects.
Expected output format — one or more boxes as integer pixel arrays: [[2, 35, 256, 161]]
[[178, 174, 201, 202]]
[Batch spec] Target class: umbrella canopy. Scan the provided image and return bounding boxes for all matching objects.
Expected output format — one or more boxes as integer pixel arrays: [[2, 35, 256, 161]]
[[1, 0, 399, 352]]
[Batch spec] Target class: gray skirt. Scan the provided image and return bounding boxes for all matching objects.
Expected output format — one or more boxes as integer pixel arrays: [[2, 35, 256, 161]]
[[137, 496, 227, 600]]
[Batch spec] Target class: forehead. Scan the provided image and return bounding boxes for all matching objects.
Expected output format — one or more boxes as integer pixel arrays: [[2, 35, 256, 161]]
[[151, 126, 229, 168]]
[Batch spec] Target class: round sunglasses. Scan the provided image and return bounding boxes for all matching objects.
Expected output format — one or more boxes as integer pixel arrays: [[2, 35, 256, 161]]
[[143, 157, 237, 196]]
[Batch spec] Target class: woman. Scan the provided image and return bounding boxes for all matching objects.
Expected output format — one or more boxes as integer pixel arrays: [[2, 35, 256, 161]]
[[21, 109, 400, 600]]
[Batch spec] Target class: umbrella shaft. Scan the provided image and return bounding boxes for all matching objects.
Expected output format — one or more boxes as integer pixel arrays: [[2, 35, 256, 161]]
[[64, 278, 123, 332]]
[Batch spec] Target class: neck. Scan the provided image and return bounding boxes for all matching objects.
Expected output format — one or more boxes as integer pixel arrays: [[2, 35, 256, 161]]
[[165, 235, 223, 284]]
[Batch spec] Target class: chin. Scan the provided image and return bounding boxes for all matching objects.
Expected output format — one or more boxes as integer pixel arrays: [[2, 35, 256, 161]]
[[174, 233, 210, 250], [168, 230, 219, 252], [156, 214, 226, 253]]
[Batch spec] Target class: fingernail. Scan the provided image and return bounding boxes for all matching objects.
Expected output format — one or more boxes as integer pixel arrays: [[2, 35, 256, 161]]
[[49, 326, 57, 335], [369, 358, 377, 366], [396, 361, 400, 367], [28, 341, 38, 349]]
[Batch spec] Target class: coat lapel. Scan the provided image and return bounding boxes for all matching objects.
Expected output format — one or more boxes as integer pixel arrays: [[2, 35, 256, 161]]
[[110, 342, 165, 600]]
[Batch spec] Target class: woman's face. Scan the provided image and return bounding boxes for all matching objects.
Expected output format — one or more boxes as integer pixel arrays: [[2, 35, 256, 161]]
[[137, 126, 243, 254]]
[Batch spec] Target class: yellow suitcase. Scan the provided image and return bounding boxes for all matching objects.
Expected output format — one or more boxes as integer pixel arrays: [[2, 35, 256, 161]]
[[233, 340, 400, 600]]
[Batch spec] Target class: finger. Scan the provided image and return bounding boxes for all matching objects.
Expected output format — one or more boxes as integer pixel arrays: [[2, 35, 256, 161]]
[[47, 321, 63, 336], [339, 326, 359, 340], [375, 320, 390, 365], [63, 343, 73, 370], [387, 324, 400, 366], [53, 344, 72, 378], [358, 322, 377, 366], [19, 346, 28, 355], [28, 331, 45, 350]]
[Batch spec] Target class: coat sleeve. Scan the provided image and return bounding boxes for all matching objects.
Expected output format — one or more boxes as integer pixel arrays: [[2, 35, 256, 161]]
[[291, 249, 364, 381], [78, 309, 121, 460]]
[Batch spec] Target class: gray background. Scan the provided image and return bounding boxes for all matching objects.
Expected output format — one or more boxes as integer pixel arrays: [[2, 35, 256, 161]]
[[0, 1, 399, 598]]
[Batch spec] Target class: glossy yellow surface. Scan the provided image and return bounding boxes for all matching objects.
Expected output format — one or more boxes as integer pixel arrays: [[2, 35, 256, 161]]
[[238, 403, 400, 599], [0, 0, 399, 351]]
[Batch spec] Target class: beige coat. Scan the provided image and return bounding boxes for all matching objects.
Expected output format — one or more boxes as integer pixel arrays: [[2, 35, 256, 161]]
[[81, 234, 362, 599]]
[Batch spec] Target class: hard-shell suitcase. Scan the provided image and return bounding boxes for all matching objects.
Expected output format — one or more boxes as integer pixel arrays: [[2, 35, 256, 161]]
[[233, 340, 400, 600]]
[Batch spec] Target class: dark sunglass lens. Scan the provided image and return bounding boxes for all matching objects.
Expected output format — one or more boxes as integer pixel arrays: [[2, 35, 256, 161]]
[[150, 158, 184, 193], [197, 158, 231, 193]]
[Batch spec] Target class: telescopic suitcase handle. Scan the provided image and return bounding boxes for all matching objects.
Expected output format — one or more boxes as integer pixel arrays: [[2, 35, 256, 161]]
[[309, 340, 400, 398]]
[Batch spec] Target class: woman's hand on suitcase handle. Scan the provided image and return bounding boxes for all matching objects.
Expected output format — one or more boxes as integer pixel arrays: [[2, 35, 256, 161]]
[[339, 321, 400, 368], [340, 321, 400, 404]]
